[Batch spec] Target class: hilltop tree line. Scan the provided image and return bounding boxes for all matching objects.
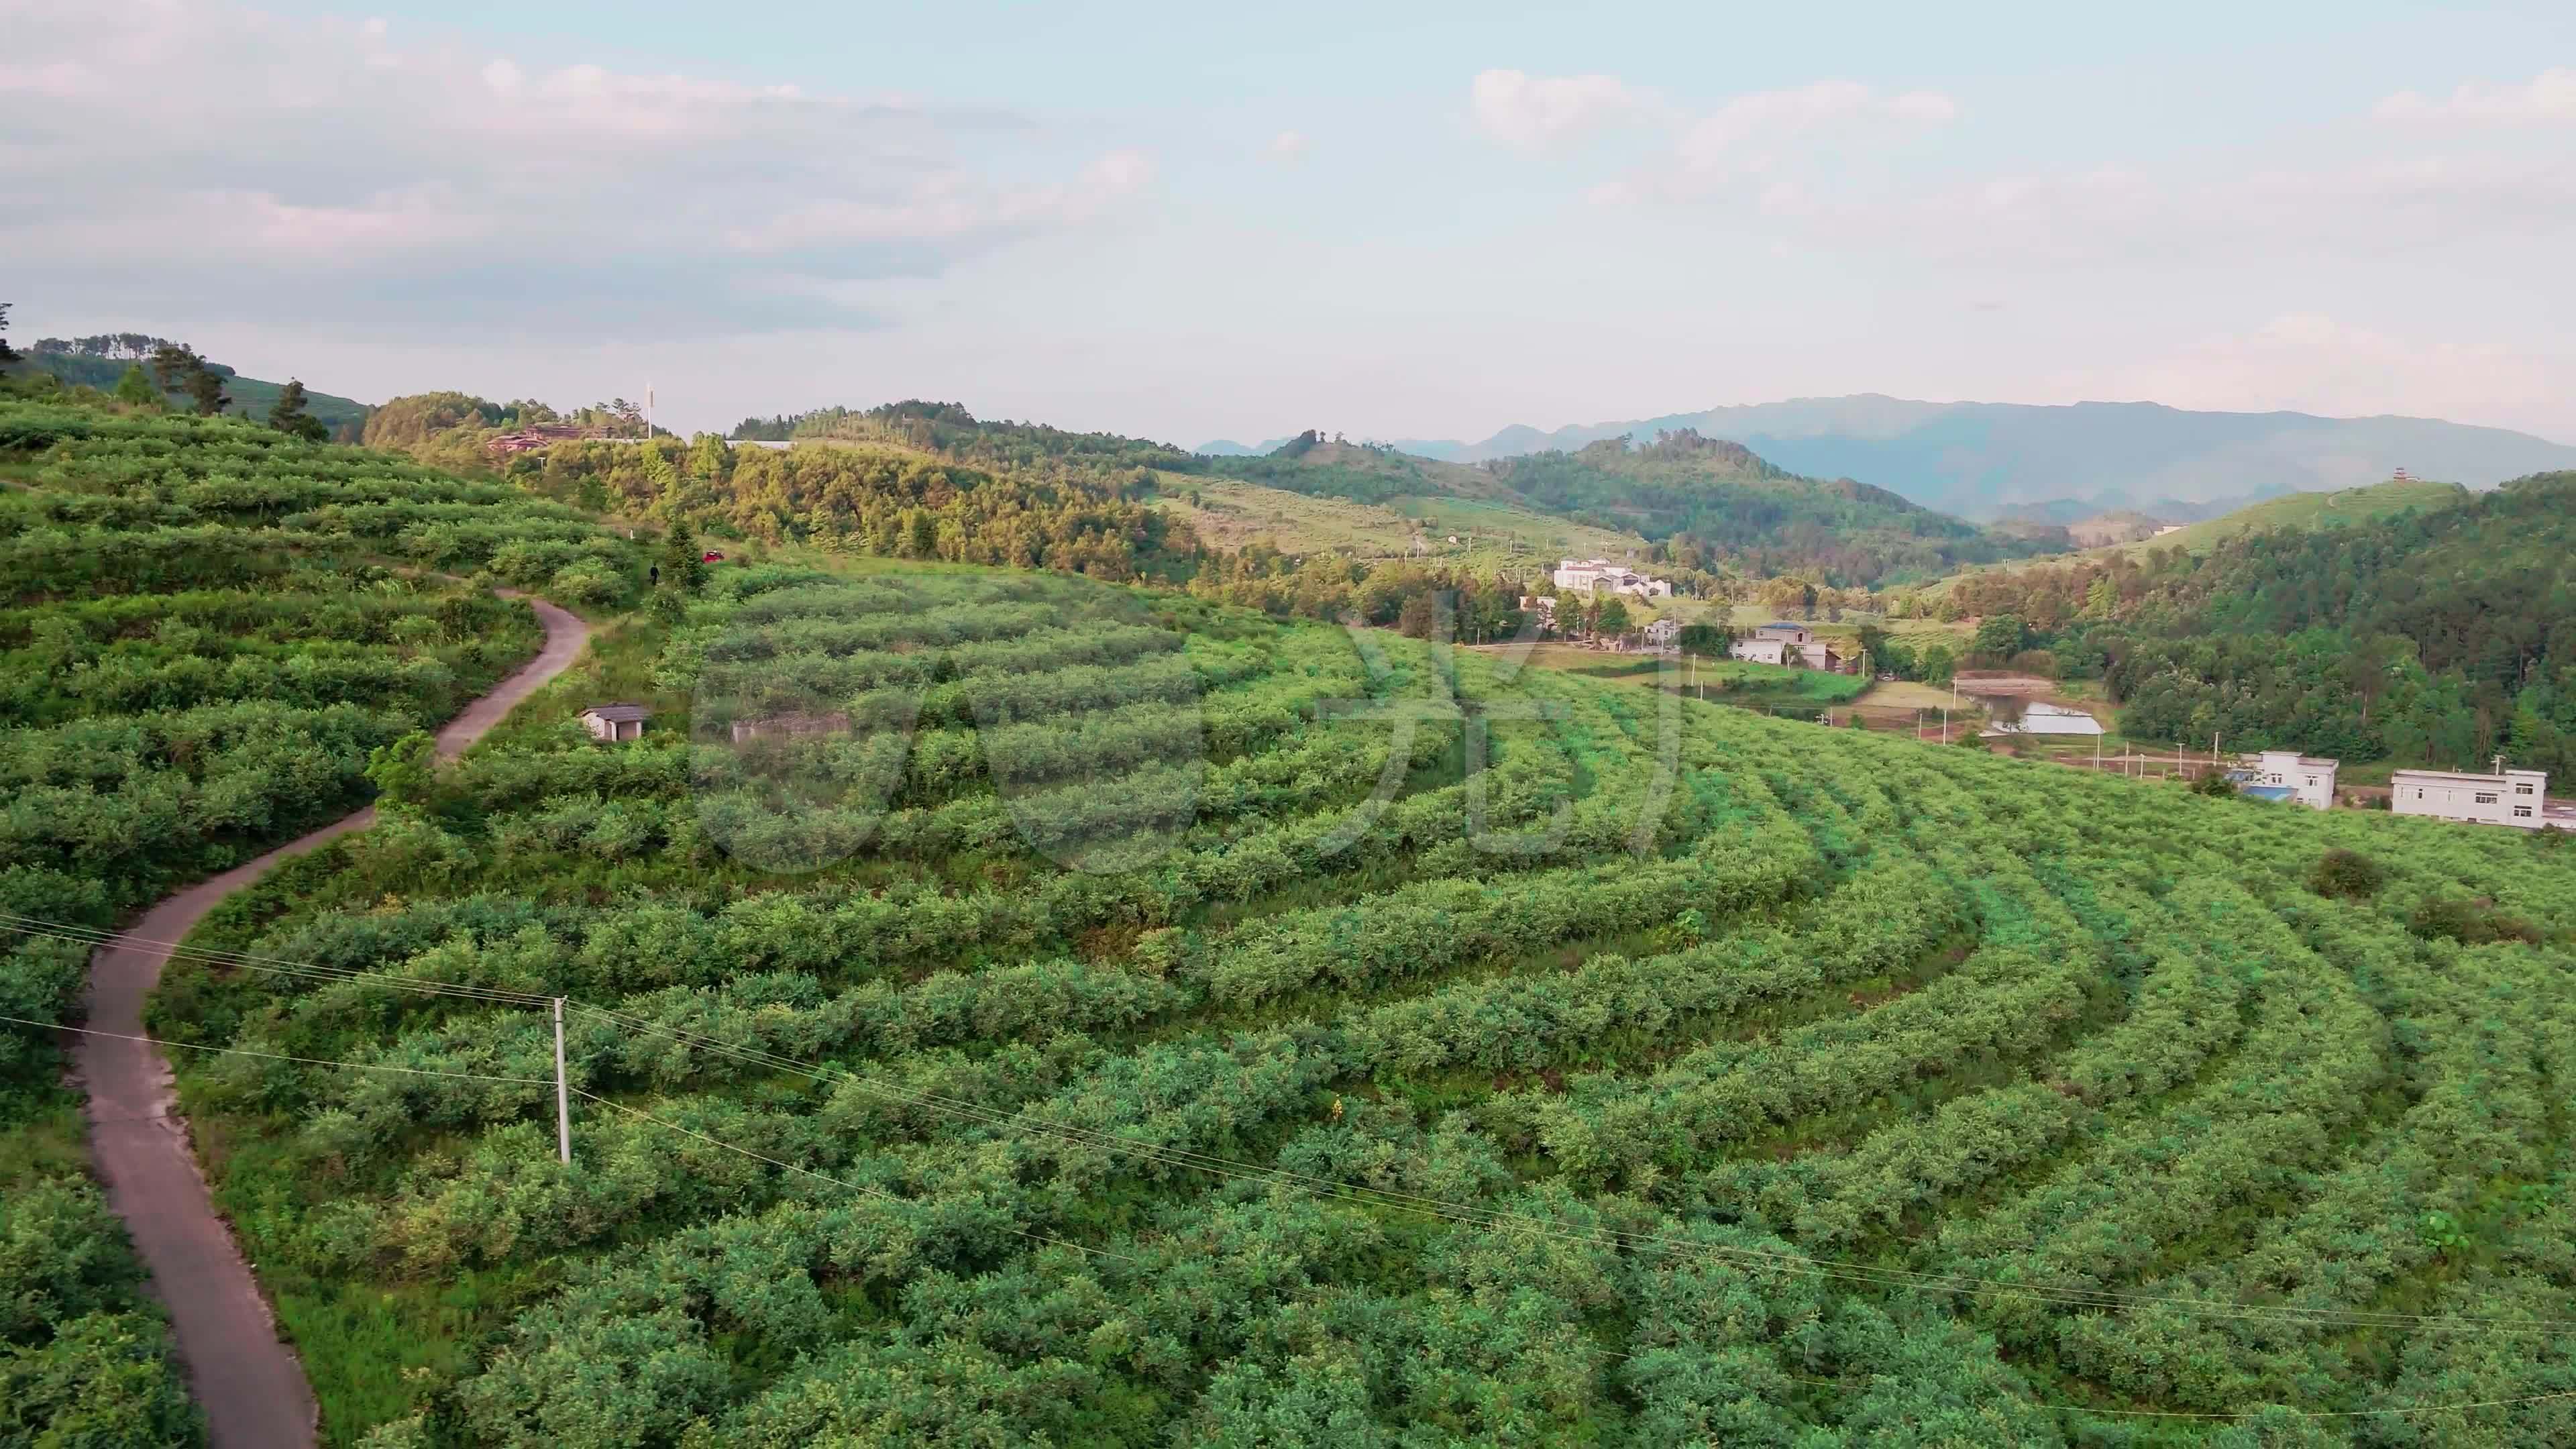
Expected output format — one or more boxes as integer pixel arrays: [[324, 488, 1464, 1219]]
[[2, 311, 333, 441]]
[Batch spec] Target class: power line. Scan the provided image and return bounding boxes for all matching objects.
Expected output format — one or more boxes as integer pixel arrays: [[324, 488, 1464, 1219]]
[[0, 1014, 556, 1087], [0, 912, 550, 1009]]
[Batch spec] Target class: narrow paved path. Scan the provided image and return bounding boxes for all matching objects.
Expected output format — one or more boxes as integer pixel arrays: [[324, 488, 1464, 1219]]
[[77, 596, 590, 1449]]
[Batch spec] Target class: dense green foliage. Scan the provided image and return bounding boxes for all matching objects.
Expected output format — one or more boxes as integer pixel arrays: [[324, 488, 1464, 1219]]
[[0, 400, 646, 912], [125, 553, 2576, 1445], [763, 399, 1198, 486], [0, 396, 645, 1442], [0, 1115, 204, 1447], [1926, 472, 2576, 767]]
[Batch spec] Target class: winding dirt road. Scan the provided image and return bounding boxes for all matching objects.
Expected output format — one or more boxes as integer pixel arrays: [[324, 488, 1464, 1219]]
[[77, 595, 590, 1449]]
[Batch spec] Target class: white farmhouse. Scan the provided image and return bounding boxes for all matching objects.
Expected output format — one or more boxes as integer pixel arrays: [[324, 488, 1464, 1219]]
[[1551, 557, 1674, 600], [1643, 617, 1680, 649], [2252, 750, 2338, 810], [2391, 765, 2547, 828]]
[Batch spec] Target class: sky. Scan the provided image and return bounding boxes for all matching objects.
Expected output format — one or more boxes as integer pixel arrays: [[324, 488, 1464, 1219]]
[[7, 0, 2575, 445]]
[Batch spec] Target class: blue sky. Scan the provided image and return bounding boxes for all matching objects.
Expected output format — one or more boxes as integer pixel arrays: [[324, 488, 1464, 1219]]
[[8, 1, 2573, 443]]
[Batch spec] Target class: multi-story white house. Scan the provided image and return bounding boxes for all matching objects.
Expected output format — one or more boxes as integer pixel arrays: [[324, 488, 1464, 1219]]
[[2392, 765, 2548, 828], [2251, 750, 2339, 810], [1551, 558, 1673, 599], [1727, 621, 1843, 671], [1643, 617, 1680, 650]]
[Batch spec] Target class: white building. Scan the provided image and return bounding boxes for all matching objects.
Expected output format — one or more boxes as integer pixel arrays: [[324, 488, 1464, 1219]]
[[1643, 617, 1680, 649], [2252, 750, 2338, 810], [1552, 557, 1673, 599], [1728, 622, 1843, 671], [2392, 765, 2547, 828], [1729, 637, 1790, 665]]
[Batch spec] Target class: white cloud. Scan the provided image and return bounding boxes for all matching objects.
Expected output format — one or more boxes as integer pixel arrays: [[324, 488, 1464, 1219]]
[[1469, 68, 1659, 146], [1485, 72, 1960, 198], [1267, 129, 1309, 164], [0, 0, 1150, 339], [2067, 315, 2575, 433], [1672, 80, 1954, 177], [2375, 66, 2576, 123], [723, 152, 1150, 254], [1752, 152, 2576, 266]]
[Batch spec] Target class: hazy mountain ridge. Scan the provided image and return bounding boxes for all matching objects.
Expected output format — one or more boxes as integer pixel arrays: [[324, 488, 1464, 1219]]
[[1210, 396, 2576, 517]]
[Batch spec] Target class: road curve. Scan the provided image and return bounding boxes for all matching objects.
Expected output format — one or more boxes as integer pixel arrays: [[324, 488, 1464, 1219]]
[[77, 594, 590, 1449]]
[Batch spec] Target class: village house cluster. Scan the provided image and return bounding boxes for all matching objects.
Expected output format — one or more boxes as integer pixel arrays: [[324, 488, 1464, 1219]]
[[2228, 750, 2564, 828]]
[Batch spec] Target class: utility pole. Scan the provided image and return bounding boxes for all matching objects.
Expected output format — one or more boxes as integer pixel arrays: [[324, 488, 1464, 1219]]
[[553, 997, 572, 1167]]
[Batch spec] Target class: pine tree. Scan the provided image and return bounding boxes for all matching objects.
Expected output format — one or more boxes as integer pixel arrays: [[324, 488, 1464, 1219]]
[[112, 365, 160, 408], [146, 341, 195, 393], [266, 378, 327, 441], [659, 517, 706, 595], [0, 302, 17, 366], [184, 361, 230, 417]]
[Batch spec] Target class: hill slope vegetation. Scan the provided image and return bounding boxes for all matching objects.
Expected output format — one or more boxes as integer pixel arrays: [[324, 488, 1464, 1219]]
[[1207, 427, 2041, 586], [0, 394, 642, 1446], [1924, 471, 2576, 769], [103, 547, 2576, 1445], [23, 338, 372, 437]]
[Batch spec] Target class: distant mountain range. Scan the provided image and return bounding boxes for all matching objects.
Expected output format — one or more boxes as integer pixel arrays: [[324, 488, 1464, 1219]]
[[1201, 396, 2576, 519]]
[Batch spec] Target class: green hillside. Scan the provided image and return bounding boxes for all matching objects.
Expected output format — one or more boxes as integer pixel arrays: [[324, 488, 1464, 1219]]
[[0, 395, 641, 1446], [23, 348, 372, 437], [9, 400, 2576, 1438], [96, 551, 2576, 1444], [1210, 428, 2046, 586], [1922, 475, 2471, 599], [1150, 473, 1650, 570], [1922, 470, 2576, 771], [2100, 476, 2469, 557]]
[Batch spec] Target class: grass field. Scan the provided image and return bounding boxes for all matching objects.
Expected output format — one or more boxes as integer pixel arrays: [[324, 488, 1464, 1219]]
[[1150, 474, 1647, 568], [1922, 477, 2472, 598], [2100, 478, 2469, 559]]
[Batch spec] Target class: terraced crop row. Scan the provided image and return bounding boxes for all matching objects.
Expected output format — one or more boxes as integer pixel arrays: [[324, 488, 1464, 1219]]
[[152, 566, 2576, 1446]]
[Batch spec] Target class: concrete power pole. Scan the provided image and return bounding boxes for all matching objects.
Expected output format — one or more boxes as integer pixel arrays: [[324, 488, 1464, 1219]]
[[553, 998, 572, 1166]]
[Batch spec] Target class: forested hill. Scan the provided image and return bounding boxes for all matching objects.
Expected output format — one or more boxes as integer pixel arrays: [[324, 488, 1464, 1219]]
[[21, 337, 371, 438], [718, 405, 2041, 585], [1482, 429, 2041, 584], [741, 399, 1198, 487], [1926, 470, 2576, 770]]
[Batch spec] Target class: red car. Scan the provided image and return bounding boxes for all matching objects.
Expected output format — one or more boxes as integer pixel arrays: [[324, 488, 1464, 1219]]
[[702, 551, 724, 563]]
